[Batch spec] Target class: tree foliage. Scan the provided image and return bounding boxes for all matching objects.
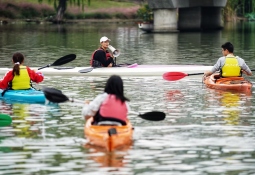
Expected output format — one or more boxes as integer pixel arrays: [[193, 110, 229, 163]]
[[38, 0, 90, 22], [226, 0, 255, 16], [224, 0, 255, 21]]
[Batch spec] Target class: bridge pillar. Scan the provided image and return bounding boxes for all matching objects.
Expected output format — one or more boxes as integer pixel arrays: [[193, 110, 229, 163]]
[[147, 0, 227, 32], [153, 9, 178, 32], [178, 7, 223, 31]]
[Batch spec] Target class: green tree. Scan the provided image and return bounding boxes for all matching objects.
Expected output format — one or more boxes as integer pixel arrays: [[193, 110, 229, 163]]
[[38, 0, 90, 23], [224, 0, 255, 21]]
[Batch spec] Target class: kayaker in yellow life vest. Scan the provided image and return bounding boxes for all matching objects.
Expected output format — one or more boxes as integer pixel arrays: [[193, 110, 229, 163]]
[[82, 75, 130, 125], [204, 42, 252, 77], [0, 52, 44, 90]]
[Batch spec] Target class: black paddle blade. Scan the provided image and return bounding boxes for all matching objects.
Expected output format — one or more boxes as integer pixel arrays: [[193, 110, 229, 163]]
[[51, 54, 76, 66], [79, 67, 94, 73], [139, 111, 166, 121], [42, 87, 69, 103]]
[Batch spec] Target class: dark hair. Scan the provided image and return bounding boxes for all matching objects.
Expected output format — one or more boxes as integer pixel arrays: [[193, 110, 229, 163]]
[[221, 42, 234, 53], [104, 75, 129, 103], [12, 52, 25, 76]]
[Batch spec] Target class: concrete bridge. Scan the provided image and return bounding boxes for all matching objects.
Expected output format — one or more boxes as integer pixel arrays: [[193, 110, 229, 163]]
[[148, 0, 227, 32]]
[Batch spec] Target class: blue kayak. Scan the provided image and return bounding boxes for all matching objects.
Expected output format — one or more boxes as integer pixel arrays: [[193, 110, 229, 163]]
[[0, 88, 45, 103]]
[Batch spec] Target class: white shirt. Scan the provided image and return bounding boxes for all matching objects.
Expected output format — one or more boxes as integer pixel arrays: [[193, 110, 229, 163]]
[[82, 93, 130, 117]]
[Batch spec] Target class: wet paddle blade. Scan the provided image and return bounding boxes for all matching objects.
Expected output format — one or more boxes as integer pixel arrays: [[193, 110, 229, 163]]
[[38, 54, 76, 70], [138, 111, 166, 121], [79, 67, 94, 73], [42, 87, 69, 103], [163, 72, 187, 81], [51, 54, 76, 66], [0, 114, 12, 127]]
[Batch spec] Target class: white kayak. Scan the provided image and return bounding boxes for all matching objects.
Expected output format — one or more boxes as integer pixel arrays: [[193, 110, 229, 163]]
[[0, 64, 212, 76]]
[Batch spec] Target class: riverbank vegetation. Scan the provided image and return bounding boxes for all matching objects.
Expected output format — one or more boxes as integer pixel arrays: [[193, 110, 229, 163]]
[[1, 0, 255, 23], [0, 0, 141, 22], [224, 0, 255, 21]]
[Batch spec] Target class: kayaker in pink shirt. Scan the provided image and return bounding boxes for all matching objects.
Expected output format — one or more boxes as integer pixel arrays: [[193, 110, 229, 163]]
[[82, 75, 130, 125]]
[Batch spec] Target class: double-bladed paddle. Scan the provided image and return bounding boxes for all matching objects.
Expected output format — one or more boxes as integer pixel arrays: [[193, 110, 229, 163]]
[[38, 54, 76, 70], [0, 114, 12, 127], [163, 72, 204, 81], [42, 87, 166, 121]]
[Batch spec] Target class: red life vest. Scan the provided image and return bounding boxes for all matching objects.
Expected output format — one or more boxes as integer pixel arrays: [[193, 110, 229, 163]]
[[99, 94, 128, 122], [90, 48, 112, 66]]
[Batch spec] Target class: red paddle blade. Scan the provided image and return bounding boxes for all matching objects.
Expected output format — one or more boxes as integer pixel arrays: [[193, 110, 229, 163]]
[[163, 72, 188, 81]]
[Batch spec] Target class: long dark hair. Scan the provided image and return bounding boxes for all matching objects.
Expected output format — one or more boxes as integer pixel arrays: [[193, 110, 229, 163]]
[[12, 52, 25, 76], [104, 75, 129, 103]]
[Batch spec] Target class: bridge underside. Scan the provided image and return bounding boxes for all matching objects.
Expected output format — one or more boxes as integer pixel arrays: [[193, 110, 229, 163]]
[[148, 0, 227, 32], [178, 7, 223, 31]]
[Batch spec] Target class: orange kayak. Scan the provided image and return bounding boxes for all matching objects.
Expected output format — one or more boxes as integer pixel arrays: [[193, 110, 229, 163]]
[[84, 117, 133, 151], [203, 73, 252, 93]]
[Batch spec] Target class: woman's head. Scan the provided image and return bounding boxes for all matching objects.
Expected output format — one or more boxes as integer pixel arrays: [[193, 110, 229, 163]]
[[12, 52, 25, 76], [12, 52, 25, 64], [104, 75, 129, 102]]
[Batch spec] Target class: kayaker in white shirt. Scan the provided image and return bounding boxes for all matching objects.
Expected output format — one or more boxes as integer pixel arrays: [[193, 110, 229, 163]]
[[204, 42, 252, 77]]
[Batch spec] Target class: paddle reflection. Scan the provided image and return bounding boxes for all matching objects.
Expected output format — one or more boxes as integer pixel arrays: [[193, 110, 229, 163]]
[[83, 144, 131, 167], [165, 89, 184, 102]]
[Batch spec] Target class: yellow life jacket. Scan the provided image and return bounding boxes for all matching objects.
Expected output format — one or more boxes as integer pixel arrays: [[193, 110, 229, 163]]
[[221, 57, 241, 77], [12, 66, 31, 90]]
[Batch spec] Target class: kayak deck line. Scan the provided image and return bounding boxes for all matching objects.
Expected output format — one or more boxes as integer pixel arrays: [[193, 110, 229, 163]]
[[0, 64, 213, 76]]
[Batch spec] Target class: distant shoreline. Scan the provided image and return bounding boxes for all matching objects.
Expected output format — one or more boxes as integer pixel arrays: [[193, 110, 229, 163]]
[[0, 18, 141, 25]]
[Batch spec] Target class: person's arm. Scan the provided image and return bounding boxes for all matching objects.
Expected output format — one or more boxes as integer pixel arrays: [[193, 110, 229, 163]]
[[94, 50, 114, 67], [82, 93, 108, 120], [204, 57, 223, 77], [237, 57, 252, 76], [0, 71, 13, 89], [242, 70, 252, 76], [27, 67, 44, 83]]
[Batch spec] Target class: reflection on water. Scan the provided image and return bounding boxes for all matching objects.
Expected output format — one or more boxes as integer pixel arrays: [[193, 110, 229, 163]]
[[219, 91, 250, 125], [0, 76, 253, 174], [1, 22, 255, 68], [84, 144, 132, 168], [202, 89, 253, 126]]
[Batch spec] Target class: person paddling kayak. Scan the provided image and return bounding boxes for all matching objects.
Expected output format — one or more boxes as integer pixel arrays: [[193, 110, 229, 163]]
[[0, 52, 44, 91], [204, 42, 252, 78], [82, 75, 130, 125], [90, 36, 115, 67]]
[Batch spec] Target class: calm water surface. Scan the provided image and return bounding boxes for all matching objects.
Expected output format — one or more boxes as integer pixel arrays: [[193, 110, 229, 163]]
[[0, 22, 255, 175]]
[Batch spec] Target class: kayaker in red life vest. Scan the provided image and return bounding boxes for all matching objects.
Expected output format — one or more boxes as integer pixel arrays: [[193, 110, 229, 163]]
[[90, 36, 115, 67], [204, 42, 252, 77], [82, 75, 130, 125], [0, 52, 44, 90]]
